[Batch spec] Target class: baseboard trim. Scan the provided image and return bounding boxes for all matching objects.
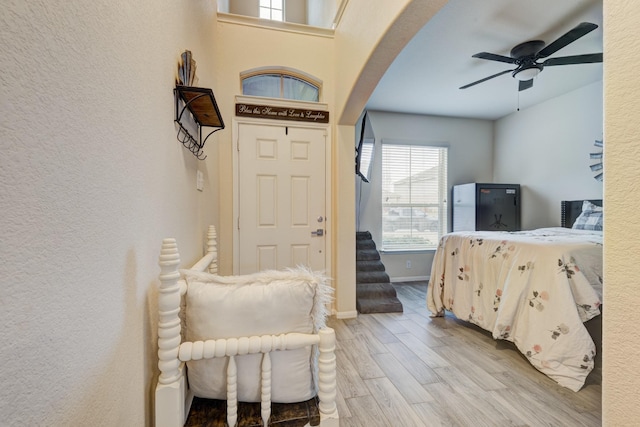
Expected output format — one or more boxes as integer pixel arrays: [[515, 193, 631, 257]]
[[334, 310, 358, 319], [391, 275, 429, 283]]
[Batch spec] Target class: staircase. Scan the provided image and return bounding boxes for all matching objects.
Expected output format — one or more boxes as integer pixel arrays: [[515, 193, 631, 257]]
[[356, 231, 403, 314]]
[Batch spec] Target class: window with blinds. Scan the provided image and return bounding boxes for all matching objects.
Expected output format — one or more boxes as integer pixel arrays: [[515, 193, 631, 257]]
[[381, 142, 448, 251]]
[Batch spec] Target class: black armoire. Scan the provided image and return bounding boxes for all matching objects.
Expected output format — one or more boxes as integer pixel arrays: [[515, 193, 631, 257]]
[[452, 183, 521, 232]]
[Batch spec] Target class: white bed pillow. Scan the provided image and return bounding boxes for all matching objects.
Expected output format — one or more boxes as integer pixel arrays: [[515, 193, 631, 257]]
[[581, 200, 603, 212], [181, 267, 331, 403], [572, 200, 603, 231]]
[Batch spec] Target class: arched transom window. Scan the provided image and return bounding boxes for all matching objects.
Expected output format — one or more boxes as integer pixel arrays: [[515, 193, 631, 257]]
[[241, 67, 321, 102]]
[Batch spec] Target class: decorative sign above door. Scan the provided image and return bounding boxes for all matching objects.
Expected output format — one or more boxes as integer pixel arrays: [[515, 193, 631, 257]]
[[236, 103, 329, 124]]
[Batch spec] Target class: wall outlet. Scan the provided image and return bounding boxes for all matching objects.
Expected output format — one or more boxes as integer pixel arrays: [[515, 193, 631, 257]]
[[406, 260, 412, 269]]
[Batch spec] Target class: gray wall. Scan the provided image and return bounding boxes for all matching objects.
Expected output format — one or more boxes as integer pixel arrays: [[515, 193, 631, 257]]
[[493, 81, 603, 229], [356, 110, 494, 280]]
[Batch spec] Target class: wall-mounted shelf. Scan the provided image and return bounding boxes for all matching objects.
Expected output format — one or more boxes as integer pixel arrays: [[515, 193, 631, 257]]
[[174, 86, 225, 160]]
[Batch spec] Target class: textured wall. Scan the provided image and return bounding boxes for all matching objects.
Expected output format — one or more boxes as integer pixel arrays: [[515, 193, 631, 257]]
[[0, 1, 218, 425], [3, 0, 636, 424], [602, 1, 640, 425]]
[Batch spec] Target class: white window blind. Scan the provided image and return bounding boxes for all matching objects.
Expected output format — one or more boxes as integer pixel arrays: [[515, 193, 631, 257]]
[[381, 142, 448, 251]]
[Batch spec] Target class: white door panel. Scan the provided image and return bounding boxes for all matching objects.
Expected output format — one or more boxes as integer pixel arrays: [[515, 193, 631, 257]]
[[238, 123, 326, 274]]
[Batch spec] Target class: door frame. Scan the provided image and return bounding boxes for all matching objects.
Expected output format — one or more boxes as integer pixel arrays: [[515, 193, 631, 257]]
[[232, 95, 332, 277]]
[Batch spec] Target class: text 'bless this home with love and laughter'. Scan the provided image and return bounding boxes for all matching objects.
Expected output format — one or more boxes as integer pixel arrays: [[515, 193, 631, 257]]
[[235, 103, 329, 123]]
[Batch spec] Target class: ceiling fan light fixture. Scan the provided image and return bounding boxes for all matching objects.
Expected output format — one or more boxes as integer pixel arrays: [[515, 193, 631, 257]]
[[513, 65, 542, 81]]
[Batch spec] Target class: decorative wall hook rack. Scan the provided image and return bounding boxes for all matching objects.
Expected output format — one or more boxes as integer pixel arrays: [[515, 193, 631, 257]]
[[174, 86, 225, 160]]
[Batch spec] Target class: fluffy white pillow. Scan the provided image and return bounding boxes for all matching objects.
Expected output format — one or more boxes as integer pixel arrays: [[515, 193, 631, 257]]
[[572, 200, 603, 231], [182, 267, 331, 403], [582, 200, 603, 212]]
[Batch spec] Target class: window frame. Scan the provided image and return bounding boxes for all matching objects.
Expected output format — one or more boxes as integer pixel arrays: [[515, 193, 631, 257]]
[[240, 67, 322, 102], [380, 140, 449, 252], [259, 0, 284, 22]]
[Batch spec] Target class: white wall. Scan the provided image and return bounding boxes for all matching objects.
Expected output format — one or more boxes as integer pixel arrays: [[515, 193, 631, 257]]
[[493, 81, 604, 229], [0, 1, 218, 425], [356, 111, 494, 280]]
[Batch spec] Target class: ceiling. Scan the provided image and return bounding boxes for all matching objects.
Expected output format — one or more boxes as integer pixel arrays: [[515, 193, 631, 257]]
[[364, 0, 603, 120]]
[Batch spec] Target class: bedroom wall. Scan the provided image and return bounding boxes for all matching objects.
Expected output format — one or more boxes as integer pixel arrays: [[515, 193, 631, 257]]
[[356, 110, 494, 280], [493, 81, 604, 229], [0, 1, 218, 426]]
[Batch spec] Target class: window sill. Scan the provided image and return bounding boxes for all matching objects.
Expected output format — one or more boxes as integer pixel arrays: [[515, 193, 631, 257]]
[[217, 12, 335, 38], [380, 249, 436, 255]]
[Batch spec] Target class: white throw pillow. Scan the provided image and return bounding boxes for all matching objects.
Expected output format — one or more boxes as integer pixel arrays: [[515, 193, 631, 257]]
[[182, 267, 331, 403], [572, 200, 603, 231], [581, 200, 603, 212]]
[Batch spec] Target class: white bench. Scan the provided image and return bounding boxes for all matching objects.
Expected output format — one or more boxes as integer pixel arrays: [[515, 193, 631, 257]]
[[154, 226, 338, 427]]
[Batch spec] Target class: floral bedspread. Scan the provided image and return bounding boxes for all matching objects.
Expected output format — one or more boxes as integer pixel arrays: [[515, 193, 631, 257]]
[[427, 227, 602, 391]]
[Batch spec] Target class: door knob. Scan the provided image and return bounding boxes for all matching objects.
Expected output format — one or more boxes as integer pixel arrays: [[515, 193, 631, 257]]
[[311, 229, 324, 236]]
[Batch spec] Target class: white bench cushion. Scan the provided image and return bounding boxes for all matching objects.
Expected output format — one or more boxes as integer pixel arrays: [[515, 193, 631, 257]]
[[182, 267, 331, 403]]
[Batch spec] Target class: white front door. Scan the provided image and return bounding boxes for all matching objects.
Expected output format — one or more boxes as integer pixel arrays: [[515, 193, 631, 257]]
[[237, 122, 327, 274]]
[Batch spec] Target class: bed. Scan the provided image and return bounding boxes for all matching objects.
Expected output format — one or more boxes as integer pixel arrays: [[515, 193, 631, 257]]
[[427, 200, 603, 391], [155, 226, 339, 427]]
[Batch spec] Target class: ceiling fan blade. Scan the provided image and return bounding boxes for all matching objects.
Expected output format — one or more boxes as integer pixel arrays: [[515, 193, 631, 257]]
[[537, 22, 598, 58], [543, 53, 603, 66], [519, 79, 534, 91], [472, 52, 516, 64], [459, 69, 514, 89]]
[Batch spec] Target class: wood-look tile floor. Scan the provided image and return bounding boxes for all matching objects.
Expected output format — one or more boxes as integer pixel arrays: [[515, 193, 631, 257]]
[[330, 282, 601, 427]]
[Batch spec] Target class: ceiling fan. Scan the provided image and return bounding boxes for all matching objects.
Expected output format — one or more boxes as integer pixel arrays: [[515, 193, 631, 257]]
[[460, 22, 603, 92]]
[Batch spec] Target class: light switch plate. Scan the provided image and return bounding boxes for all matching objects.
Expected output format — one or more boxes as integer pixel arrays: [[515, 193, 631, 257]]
[[196, 170, 204, 191]]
